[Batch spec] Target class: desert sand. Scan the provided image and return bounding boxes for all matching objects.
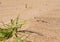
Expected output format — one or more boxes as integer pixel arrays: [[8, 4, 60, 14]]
[[0, 0, 60, 42]]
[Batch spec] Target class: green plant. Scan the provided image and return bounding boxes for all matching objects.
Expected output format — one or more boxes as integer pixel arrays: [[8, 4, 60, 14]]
[[0, 16, 31, 42], [0, 16, 43, 42]]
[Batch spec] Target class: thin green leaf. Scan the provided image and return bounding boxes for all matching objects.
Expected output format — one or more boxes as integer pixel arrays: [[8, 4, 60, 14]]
[[15, 16, 19, 24], [11, 19, 14, 25]]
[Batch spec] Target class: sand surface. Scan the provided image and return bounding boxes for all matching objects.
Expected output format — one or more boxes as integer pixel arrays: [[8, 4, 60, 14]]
[[0, 0, 60, 42]]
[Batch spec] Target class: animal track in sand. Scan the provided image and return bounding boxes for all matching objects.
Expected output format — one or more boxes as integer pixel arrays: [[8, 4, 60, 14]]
[[34, 17, 48, 23], [33, 16, 60, 30]]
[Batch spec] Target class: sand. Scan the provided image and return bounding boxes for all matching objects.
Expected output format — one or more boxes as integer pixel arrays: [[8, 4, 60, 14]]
[[0, 0, 60, 42]]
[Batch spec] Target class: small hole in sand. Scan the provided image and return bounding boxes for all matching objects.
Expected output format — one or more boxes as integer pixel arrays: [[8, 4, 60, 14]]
[[25, 4, 28, 8], [0, 2, 2, 4]]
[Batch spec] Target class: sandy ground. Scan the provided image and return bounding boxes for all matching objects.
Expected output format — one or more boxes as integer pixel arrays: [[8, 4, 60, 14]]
[[0, 0, 60, 42]]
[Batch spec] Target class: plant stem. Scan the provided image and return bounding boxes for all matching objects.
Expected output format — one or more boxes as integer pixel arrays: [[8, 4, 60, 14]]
[[17, 30, 44, 36]]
